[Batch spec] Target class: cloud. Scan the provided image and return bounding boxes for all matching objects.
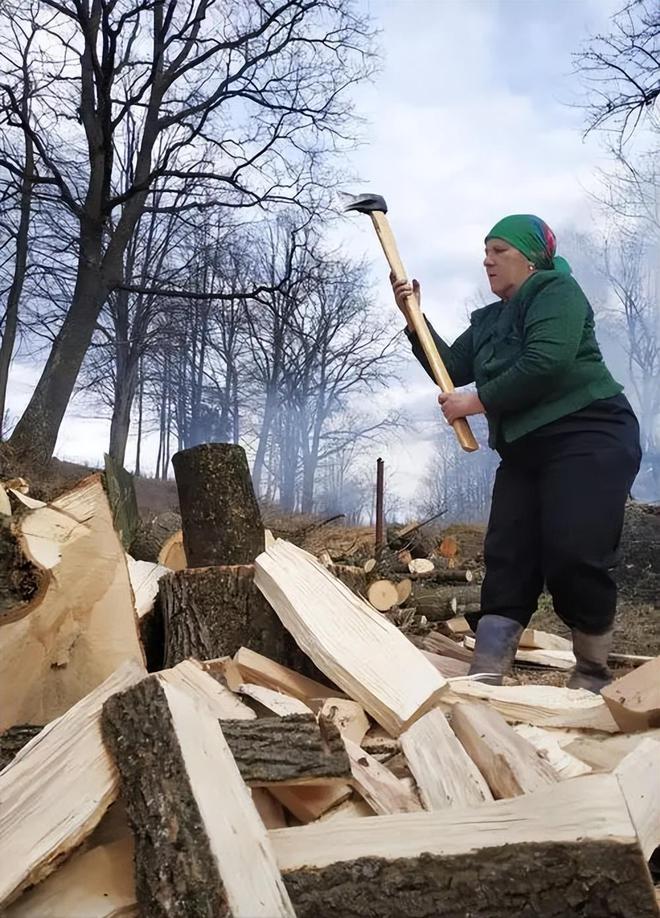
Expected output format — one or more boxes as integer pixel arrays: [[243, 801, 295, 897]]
[[7, 0, 624, 511]]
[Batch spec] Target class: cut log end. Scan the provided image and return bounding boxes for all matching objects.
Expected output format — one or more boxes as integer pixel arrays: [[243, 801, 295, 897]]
[[367, 580, 400, 612]]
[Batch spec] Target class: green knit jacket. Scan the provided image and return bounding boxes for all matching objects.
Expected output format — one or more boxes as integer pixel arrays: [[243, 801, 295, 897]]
[[406, 270, 622, 448]]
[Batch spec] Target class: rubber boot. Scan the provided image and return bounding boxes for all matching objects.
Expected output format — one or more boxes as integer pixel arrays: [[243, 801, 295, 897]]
[[467, 614, 524, 685], [567, 629, 613, 694]]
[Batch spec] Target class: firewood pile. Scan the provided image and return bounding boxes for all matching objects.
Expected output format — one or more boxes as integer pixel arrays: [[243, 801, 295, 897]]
[[0, 444, 659, 918]]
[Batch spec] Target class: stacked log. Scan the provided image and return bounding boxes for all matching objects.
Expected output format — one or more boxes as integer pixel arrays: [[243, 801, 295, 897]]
[[351, 548, 480, 619]]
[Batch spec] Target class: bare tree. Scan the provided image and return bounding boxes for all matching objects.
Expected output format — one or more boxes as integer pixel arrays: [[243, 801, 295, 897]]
[[1, 0, 374, 463], [0, 10, 41, 435], [416, 415, 498, 523], [576, 0, 660, 144]]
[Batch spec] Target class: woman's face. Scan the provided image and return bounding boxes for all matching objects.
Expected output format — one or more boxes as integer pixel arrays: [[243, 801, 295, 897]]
[[483, 238, 533, 300]]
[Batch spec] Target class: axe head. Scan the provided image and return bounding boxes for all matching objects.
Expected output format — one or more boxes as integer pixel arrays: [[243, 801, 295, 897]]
[[341, 192, 388, 215]]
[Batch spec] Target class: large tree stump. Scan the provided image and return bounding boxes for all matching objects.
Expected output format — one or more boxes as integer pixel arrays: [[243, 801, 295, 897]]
[[172, 443, 264, 567], [161, 564, 298, 669]]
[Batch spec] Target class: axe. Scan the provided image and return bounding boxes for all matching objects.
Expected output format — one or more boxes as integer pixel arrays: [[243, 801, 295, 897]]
[[344, 192, 479, 452]]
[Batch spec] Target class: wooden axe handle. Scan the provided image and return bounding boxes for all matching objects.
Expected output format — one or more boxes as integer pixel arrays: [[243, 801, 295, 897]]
[[369, 211, 479, 453]]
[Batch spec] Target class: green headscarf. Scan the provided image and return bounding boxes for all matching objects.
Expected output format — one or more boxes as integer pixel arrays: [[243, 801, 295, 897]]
[[485, 214, 572, 275]]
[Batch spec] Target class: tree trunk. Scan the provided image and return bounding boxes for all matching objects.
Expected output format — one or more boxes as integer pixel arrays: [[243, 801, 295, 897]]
[[252, 385, 278, 495], [0, 134, 33, 439], [8, 239, 107, 464], [134, 359, 144, 476], [108, 359, 138, 466], [160, 564, 297, 669], [172, 442, 264, 568]]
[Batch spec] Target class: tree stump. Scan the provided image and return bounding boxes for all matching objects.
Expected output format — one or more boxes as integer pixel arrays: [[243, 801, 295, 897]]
[[161, 564, 300, 670], [172, 443, 264, 567]]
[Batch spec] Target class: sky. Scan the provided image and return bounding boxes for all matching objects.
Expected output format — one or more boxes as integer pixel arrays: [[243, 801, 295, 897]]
[[7, 0, 624, 504]]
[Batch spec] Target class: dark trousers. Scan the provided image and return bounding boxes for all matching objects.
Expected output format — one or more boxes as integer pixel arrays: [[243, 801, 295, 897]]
[[476, 396, 641, 635]]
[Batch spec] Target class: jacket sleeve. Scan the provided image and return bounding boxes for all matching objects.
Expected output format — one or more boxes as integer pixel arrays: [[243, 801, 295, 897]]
[[477, 276, 587, 413], [405, 317, 475, 387]]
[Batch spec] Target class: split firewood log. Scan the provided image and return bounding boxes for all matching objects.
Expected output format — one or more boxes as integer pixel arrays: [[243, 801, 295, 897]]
[[255, 540, 447, 736], [602, 657, 660, 732], [102, 674, 295, 917], [157, 530, 186, 570], [273, 776, 660, 916], [0, 659, 146, 908], [0, 475, 144, 731]]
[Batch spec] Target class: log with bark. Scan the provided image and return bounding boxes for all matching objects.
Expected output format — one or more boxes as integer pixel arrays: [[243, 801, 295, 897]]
[[405, 582, 481, 620], [102, 674, 295, 918], [272, 775, 659, 918], [219, 715, 350, 786], [103, 453, 139, 551], [160, 564, 302, 671], [130, 511, 182, 563], [172, 442, 264, 567]]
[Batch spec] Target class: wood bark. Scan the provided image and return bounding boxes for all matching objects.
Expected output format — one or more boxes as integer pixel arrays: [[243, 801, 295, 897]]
[[281, 840, 658, 918], [161, 565, 299, 670], [271, 773, 659, 917], [101, 675, 295, 918], [407, 582, 481, 620], [172, 443, 264, 567], [0, 725, 41, 771], [103, 454, 139, 551], [220, 714, 350, 786]]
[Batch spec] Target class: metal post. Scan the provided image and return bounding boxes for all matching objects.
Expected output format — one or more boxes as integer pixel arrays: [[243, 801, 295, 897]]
[[375, 457, 385, 556]]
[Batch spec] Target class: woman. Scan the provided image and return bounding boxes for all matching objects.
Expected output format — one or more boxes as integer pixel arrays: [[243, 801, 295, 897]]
[[392, 214, 641, 692]]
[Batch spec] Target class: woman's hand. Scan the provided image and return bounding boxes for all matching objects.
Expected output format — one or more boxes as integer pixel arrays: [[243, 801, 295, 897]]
[[438, 391, 484, 425], [390, 272, 420, 331]]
